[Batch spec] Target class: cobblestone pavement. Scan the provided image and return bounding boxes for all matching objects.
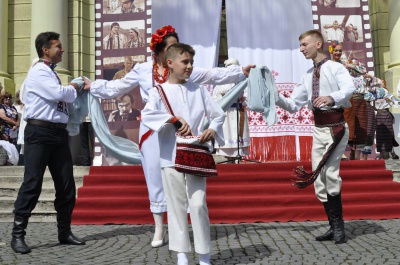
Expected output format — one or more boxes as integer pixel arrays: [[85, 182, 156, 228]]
[[1, 219, 400, 265]]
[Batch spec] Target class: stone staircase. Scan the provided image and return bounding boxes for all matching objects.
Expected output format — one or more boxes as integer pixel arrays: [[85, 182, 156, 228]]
[[0, 166, 89, 222], [384, 159, 400, 182], [1, 161, 399, 223]]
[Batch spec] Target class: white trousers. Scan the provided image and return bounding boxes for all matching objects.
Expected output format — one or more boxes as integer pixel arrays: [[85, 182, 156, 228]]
[[161, 167, 211, 254], [139, 122, 166, 213], [313, 124, 349, 202]]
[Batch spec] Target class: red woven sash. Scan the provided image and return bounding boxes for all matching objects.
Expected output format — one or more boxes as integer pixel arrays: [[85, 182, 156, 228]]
[[292, 109, 346, 188]]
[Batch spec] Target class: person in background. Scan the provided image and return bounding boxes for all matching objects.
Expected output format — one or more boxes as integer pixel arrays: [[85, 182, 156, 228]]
[[323, 20, 344, 43], [10, 31, 85, 254], [125, 28, 145, 48], [116, 0, 144, 13], [365, 79, 399, 159], [142, 43, 225, 265], [16, 58, 40, 166], [344, 24, 359, 43], [13, 90, 24, 163], [275, 30, 354, 244], [103, 22, 128, 49], [0, 92, 19, 145], [344, 58, 368, 160], [113, 56, 134, 80], [212, 58, 250, 160], [108, 93, 140, 122]]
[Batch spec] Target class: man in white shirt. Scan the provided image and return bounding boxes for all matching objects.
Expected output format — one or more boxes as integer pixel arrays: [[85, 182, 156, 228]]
[[10, 31, 86, 254], [276, 30, 354, 244]]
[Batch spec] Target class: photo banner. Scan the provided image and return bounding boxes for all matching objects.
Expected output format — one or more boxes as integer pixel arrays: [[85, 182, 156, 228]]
[[93, 0, 151, 165], [314, 0, 374, 73]]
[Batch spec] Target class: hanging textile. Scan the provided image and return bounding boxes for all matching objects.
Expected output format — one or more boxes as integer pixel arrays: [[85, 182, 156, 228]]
[[225, 0, 314, 162]]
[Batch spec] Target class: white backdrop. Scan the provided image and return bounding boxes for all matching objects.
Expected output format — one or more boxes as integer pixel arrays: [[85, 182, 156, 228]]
[[225, 0, 313, 84], [152, 0, 222, 69]]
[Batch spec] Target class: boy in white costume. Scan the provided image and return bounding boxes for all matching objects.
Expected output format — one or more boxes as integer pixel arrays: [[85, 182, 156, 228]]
[[142, 43, 225, 265]]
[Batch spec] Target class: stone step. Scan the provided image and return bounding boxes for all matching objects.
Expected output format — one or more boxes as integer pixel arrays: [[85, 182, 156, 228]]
[[1, 175, 84, 188], [0, 211, 56, 223], [0, 166, 89, 177], [0, 187, 63, 199], [1, 197, 55, 212], [0, 166, 88, 223], [384, 160, 400, 182]]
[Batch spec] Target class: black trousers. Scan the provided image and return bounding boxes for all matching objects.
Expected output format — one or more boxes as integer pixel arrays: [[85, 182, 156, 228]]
[[14, 124, 76, 221], [80, 122, 94, 166]]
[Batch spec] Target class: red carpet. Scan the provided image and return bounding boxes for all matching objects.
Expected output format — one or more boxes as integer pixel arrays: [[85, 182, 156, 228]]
[[72, 160, 400, 225]]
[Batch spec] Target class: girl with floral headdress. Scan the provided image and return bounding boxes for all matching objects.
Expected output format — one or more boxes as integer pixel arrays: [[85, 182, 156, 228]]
[[328, 41, 346, 64], [84, 25, 254, 248]]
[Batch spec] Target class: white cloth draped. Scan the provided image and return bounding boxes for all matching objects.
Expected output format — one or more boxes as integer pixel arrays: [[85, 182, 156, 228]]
[[152, 0, 222, 68]]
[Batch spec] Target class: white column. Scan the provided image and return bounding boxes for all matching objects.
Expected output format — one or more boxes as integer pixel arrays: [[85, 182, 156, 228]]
[[0, 0, 14, 93], [0, 0, 9, 78], [30, 0, 70, 77], [388, 0, 400, 70]]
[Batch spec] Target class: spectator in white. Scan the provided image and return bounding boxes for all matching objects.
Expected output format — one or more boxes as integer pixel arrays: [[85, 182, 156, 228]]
[[16, 58, 39, 165], [212, 58, 250, 159]]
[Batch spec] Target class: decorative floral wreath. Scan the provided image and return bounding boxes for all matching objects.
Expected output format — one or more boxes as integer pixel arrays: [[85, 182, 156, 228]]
[[149, 25, 176, 51], [328, 40, 341, 54]]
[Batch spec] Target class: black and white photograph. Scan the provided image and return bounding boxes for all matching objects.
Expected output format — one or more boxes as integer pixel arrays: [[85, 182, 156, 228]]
[[103, 0, 145, 14], [102, 20, 145, 50]]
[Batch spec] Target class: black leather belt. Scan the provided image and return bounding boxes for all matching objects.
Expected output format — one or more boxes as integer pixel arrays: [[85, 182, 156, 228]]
[[27, 119, 67, 129]]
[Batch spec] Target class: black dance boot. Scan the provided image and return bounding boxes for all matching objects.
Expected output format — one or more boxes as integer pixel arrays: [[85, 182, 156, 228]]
[[57, 216, 85, 245], [328, 193, 346, 244], [315, 202, 333, 241], [10, 216, 31, 254]]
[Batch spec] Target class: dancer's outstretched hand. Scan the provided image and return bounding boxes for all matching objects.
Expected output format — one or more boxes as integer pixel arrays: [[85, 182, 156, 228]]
[[82, 76, 92, 91], [242, 64, 256, 76]]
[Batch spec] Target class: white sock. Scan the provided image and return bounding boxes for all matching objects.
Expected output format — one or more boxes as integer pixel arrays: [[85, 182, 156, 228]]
[[199, 253, 210, 265], [177, 252, 188, 265], [153, 212, 164, 241]]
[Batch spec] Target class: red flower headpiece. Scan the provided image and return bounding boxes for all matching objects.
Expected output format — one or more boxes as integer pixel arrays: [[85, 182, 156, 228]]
[[149, 25, 176, 51]]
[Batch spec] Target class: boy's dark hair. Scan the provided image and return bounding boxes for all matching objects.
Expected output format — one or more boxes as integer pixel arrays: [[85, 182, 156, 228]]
[[153, 32, 180, 56], [299, 30, 324, 49], [165, 43, 195, 62], [35, 32, 60, 58]]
